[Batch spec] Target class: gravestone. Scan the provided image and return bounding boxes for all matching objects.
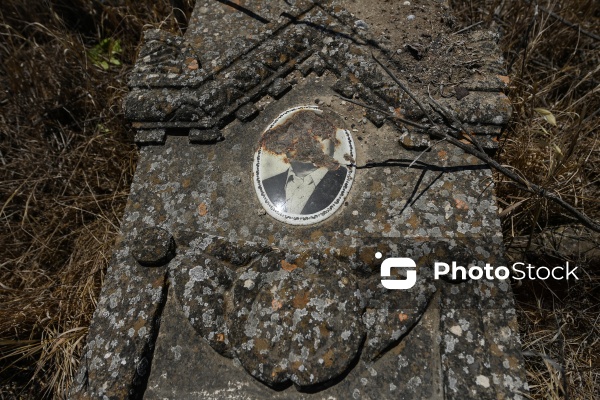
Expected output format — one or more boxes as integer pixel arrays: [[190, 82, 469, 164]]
[[70, 0, 529, 398]]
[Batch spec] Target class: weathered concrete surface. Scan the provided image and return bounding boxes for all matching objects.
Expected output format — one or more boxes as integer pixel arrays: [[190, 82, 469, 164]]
[[144, 289, 445, 399], [124, 0, 511, 151], [70, 0, 529, 399]]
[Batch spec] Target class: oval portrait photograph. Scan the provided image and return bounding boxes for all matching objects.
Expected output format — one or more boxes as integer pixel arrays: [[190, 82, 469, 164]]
[[253, 106, 355, 225]]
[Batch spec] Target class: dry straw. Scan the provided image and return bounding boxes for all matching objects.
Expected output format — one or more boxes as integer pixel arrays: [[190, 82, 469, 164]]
[[0, 0, 194, 397], [1, 0, 598, 399], [451, 1, 599, 399]]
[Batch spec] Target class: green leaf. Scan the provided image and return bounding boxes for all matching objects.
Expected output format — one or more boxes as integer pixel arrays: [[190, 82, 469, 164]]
[[111, 40, 122, 55], [88, 38, 122, 70]]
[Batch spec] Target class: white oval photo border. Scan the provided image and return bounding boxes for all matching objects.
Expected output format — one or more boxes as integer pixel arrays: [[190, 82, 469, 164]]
[[253, 106, 355, 225]]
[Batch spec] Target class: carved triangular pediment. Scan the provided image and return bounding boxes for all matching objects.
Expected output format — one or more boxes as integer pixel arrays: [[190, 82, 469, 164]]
[[124, 0, 510, 150]]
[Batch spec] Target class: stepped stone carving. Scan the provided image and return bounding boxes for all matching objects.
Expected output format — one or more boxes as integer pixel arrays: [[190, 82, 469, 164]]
[[124, 0, 511, 150]]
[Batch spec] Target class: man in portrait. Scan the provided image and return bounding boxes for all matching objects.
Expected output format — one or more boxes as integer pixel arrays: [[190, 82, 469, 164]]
[[260, 110, 348, 215]]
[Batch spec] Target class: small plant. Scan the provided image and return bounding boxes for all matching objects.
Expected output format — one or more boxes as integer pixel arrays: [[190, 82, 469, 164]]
[[87, 38, 121, 70]]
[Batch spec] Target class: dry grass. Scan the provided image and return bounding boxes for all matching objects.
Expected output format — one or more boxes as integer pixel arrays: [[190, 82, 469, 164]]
[[1, 0, 598, 399], [452, 0, 600, 399], [0, 0, 194, 398]]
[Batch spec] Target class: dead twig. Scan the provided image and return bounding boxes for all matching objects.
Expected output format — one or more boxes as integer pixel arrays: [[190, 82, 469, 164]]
[[533, 1, 600, 42], [452, 21, 484, 35], [333, 95, 427, 129], [371, 53, 435, 126], [370, 54, 600, 232]]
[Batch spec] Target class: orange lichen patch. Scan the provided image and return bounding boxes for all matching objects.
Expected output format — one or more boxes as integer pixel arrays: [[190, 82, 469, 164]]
[[434, 246, 446, 257], [454, 198, 469, 210], [499, 93, 511, 105], [279, 53, 288, 63], [322, 349, 335, 367], [490, 343, 504, 357], [271, 367, 284, 378], [310, 230, 323, 241], [280, 260, 297, 272], [292, 361, 303, 371], [255, 338, 269, 351], [464, 155, 479, 164], [216, 333, 225, 342], [437, 150, 448, 161], [401, 135, 415, 147], [359, 247, 377, 265], [133, 318, 146, 333], [506, 356, 520, 369], [348, 73, 359, 83], [319, 324, 330, 337], [391, 186, 403, 198], [182, 178, 191, 188], [398, 313, 409, 322], [197, 203, 208, 216], [271, 298, 283, 311], [371, 180, 383, 192], [186, 59, 199, 70], [407, 213, 420, 229], [336, 246, 355, 258], [294, 253, 311, 269], [393, 108, 404, 118], [293, 291, 310, 309], [152, 276, 164, 288], [383, 223, 391, 233], [114, 235, 125, 246], [497, 75, 510, 84]]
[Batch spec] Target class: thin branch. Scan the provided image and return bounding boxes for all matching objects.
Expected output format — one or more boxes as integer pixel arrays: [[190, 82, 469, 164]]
[[333, 94, 386, 114], [333, 95, 427, 129], [371, 53, 435, 125], [452, 21, 484, 35], [426, 126, 600, 232], [409, 138, 446, 168], [373, 54, 600, 232], [427, 94, 486, 153], [538, 4, 600, 42]]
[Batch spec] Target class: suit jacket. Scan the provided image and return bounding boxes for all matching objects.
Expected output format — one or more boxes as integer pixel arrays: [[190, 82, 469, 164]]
[[262, 167, 347, 215]]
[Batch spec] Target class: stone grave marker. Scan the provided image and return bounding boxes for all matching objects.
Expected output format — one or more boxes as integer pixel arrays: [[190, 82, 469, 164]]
[[70, 0, 529, 398]]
